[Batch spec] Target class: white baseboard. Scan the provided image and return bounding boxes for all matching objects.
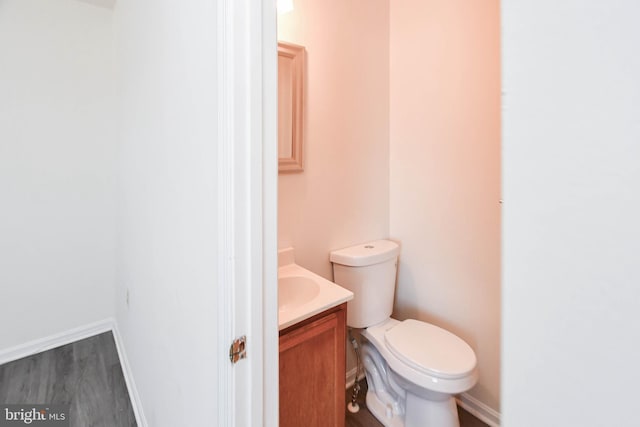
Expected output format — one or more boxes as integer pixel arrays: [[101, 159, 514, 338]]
[[457, 393, 501, 427], [0, 319, 114, 365], [111, 322, 148, 427], [0, 318, 147, 427]]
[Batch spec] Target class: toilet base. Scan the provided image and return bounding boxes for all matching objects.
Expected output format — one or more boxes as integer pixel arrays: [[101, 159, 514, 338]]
[[405, 391, 459, 427], [366, 389, 404, 427], [366, 387, 460, 427]]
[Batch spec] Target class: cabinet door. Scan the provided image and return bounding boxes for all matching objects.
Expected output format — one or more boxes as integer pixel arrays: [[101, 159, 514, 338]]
[[279, 307, 346, 427]]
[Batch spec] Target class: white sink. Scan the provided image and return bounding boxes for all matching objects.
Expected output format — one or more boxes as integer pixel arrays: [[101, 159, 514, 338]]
[[278, 248, 353, 330], [278, 276, 320, 311]]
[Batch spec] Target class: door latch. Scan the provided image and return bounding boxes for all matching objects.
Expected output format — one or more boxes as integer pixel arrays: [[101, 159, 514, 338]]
[[229, 335, 247, 364]]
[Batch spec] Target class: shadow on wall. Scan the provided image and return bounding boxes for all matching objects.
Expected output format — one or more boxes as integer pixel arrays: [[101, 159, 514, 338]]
[[392, 258, 480, 352]]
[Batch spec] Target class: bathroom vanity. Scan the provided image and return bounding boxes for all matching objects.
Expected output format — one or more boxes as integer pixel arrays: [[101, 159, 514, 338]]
[[279, 303, 347, 427], [277, 248, 352, 427]]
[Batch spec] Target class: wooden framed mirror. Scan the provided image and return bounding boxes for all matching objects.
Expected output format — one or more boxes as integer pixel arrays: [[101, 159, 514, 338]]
[[278, 41, 305, 173]]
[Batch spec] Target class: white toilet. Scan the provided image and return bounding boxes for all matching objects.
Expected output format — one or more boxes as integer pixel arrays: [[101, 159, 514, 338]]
[[330, 240, 478, 427]]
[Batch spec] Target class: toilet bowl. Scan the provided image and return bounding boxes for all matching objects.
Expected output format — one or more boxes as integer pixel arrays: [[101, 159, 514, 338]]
[[361, 318, 477, 427], [330, 240, 478, 427]]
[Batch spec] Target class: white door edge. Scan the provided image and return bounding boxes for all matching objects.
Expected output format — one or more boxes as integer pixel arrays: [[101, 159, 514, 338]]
[[216, 0, 278, 426], [257, 1, 280, 426]]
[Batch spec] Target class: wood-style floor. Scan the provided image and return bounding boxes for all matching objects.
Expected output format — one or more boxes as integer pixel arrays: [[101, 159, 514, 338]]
[[1, 332, 488, 427], [345, 378, 489, 427], [0, 332, 136, 427]]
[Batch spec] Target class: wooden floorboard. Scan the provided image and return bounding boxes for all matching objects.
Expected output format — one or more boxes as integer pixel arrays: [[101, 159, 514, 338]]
[[345, 379, 489, 427], [0, 331, 136, 427]]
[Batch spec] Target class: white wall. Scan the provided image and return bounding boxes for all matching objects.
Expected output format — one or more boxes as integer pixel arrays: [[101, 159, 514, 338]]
[[277, 0, 390, 279], [502, 1, 640, 425], [389, 0, 502, 412], [114, 1, 221, 425], [0, 0, 116, 350]]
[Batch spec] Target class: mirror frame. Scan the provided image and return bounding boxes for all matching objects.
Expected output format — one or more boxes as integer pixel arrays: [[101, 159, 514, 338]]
[[278, 41, 305, 173]]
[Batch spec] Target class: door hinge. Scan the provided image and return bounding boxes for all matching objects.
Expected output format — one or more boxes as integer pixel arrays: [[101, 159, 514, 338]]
[[229, 335, 247, 364]]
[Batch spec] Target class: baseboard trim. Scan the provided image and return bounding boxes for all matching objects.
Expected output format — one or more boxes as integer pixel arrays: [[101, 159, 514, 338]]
[[0, 318, 147, 427], [0, 319, 114, 365], [111, 322, 148, 427], [456, 393, 501, 427]]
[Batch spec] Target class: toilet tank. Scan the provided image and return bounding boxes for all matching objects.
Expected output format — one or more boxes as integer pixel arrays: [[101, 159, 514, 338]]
[[330, 240, 400, 328]]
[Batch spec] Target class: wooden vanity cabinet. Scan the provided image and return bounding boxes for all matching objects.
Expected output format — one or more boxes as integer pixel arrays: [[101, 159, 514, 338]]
[[279, 303, 347, 427]]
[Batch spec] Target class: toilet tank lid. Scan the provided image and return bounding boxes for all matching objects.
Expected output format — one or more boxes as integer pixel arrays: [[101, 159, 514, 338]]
[[329, 240, 400, 267]]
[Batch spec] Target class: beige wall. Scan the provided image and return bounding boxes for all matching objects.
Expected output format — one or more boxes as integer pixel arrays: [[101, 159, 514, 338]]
[[277, 0, 390, 280], [279, 0, 501, 414], [389, 0, 501, 412]]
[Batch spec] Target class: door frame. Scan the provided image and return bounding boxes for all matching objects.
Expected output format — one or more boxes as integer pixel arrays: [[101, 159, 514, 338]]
[[216, 0, 278, 425]]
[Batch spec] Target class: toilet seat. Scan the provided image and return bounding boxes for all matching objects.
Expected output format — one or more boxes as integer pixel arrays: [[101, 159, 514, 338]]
[[384, 319, 476, 380], [363, 318, 478, 394]]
